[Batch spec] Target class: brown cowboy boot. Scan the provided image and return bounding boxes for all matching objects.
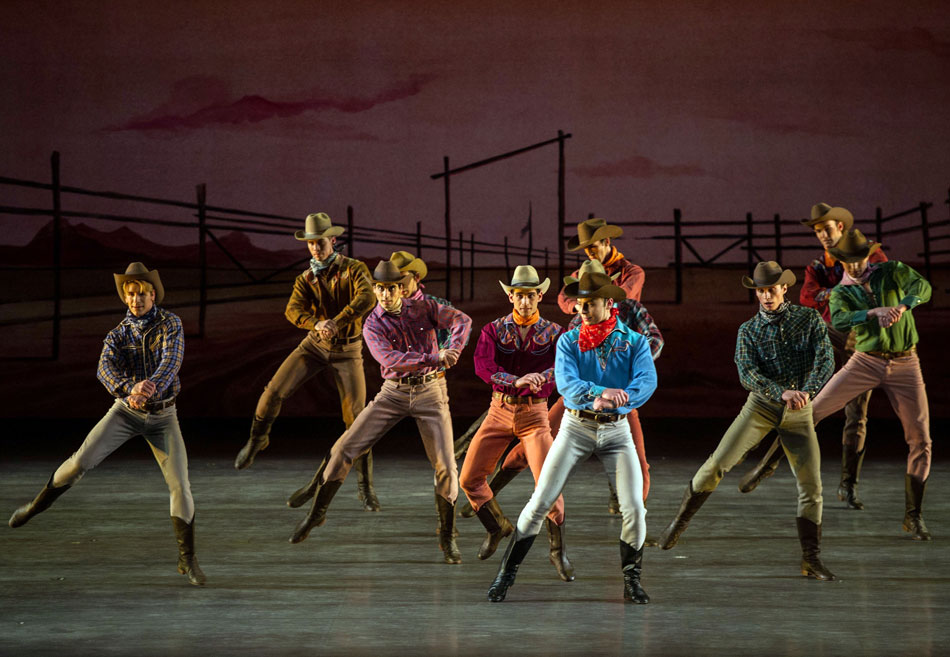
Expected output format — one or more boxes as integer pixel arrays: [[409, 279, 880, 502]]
[[902, 474, 932, 541], [8, 475, 70, 528], [796, 517, 837, 581], [737, 436, 785, 493], [459, 467, 520, 518], [286, 455, 328, 508], [355, 451, 381, 512], [837, 445, 866, 510], [234, 417, 274, 470], [171, 516, 207, 586], [474, 498, 513, 560], [487, 531, 537, 602], [436, 494, 462, 564], [620, 540, 649, 603], [289, 479, 343, 544], [658, 481, 712, 550], [546, 517, 575, 582]]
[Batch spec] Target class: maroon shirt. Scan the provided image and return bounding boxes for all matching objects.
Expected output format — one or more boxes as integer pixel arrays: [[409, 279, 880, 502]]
[[473, 314, 564, 398]]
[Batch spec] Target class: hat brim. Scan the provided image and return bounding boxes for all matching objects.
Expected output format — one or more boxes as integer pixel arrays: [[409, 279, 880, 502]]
[[826, 241, 881, 264], [499, 278, 551, 295], [562, 280, 626, 303], [399, 261, 428, 281], [567, 225, 624, 252], [563, 270, 620, 286], [800, 209, 854, 231], [115, 270, 164, 304], [295, 226, 344, 241], [741, 269, 797, 290]]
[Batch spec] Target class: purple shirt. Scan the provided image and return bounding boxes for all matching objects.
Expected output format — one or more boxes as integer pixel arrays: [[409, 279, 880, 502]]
[[473, 314, 564, 399], [363, 297, 471, 380]]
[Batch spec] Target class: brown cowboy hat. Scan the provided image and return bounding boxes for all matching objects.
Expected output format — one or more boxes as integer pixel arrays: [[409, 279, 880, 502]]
[[372, 259, 409, 285], [800, 202, 854, 230], [499, 265, 551, 295], [114, 262, 164, 304], [390, 251, 427, 281], [741, 261, 797, 289], [562, 259, 621, 286], [294, 212, 344, 241], [826, 229, 882, 263], [567, 218, 623, 252], [562, 272, 625, 303]]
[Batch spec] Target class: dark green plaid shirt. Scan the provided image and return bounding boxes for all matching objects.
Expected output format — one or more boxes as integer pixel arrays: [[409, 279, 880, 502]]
[[734, 304, 833, 402]]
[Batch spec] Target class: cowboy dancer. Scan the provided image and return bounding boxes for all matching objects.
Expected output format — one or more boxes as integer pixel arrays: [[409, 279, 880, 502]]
[[657, 262, 837, 582], [9, 263, 206, 586], [235, 213, 382, 514], [458, 266, 574, 581], [487, 272, 656, 603], [738, 204, 888, 510], [288, 259, 472, 564]]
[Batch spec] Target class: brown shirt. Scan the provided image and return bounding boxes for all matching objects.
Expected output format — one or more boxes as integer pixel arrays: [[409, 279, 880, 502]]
[[284, 255, 375, 342]]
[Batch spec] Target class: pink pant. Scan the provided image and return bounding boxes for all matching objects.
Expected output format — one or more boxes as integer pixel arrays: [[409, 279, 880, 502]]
[[459, 397, 565, 525], [813, 351, 931, 481]]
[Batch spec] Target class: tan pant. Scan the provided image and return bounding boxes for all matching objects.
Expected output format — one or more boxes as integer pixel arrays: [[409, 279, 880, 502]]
[[813, 351, 931, 481], [693, 392, 823, 523], [323, 378, 458, 502]]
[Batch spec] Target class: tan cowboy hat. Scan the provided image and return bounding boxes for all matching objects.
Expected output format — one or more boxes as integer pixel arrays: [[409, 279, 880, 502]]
[[294, 212, 344, 241], [390, 250, 427, 280], [372, 259, 409, 284], [562, 259, 621, 286], [562, 272, 625, 303], [567, 218, 623, 252], [741, 261, 797, 289], [800, 203, 854, 230], [826, 229, 882, 263], [114, 262, 164, 304], [499, 265, 551, 295]]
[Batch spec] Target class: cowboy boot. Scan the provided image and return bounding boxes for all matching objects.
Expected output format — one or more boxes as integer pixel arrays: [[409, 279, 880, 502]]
[[620, 540, 649, 603], [796, 517, 837, 581], [487, 531, 537, 602], [459, 466, 521, 518], [737, 436, 785, 493], [546, 517, 575, 582], [436, 494, 462, 564], [171, 516, 207, 586], [355, 451, 381, 512], [286, 455, 328, 508], [453, 409, 489, 461], [434, 496, 460, 537], [234, 417, 274, 470], [837, 445, 866, 510], [289, 479, 343, 544], [8, 475, 70, 528], [657, 481, 712, 550], [902, 474, 932, 541], [607, 480, 621, 515], [474, 498, 514, 560]]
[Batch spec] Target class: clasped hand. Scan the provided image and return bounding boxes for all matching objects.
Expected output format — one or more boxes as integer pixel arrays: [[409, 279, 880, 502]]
[[781, 389, 809, 410], [868, 305, 906, 328], [439, 348, 461, 368], [593, 388, 629, 411], [515, 372, 545, 394], [129, 380, 156, 410]]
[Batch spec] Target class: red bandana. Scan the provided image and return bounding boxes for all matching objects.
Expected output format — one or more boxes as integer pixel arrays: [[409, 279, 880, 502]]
[[578, 306, 619, 352]]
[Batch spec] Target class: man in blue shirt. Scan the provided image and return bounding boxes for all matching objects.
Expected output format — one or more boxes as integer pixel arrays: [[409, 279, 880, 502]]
[[487, 272, 657, 604]]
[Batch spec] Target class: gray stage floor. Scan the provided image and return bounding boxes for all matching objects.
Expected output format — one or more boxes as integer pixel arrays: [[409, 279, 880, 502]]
[[1, 454, 947, 657]]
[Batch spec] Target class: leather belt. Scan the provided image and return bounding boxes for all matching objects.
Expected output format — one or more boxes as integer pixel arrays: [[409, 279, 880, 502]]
[[144, 398, 176, 412], [493, 392, 548, 405], [865, 345, 916, 360], [568, 408, 622, 424], [396, 370, 445, 385], [329, 335, 362, 345]]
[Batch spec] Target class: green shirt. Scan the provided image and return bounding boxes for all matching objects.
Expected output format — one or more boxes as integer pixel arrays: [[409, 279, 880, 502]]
[[828, 261, 931, 353]]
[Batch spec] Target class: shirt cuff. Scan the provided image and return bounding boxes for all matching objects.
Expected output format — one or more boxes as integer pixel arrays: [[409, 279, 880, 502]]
[[850, 310, 869, 326], [899, 295, 922, 309], [491, 372, 519, 386], [588, 384, 605, 399]]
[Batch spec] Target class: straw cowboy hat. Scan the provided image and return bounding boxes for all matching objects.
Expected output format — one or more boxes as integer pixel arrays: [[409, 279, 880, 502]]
[[741, 261, 797, 289], [390, 251, 428, 281], [499, 265, 551, 295], [562, 259, 621, 286], [827, 229, 882, 263], [567, 218, 624, 252], [801, 203, 854, 230], [294, 212, 344, 241], [562, 272, 625, 303], [372, 259, 409, 284], [114, 262, 164, 304]]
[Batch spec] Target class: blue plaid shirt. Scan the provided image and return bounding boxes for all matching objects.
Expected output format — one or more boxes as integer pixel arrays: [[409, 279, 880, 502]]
[[96, 306, 184, 403]]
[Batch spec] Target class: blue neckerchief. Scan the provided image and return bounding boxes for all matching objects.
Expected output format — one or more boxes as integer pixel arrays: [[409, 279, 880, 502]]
[[125, 305, 158, 330], [310, 251, 339, 277]]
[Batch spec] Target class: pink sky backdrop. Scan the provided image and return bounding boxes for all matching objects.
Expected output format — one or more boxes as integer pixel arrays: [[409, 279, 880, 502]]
[[1, 1, 948, 265]]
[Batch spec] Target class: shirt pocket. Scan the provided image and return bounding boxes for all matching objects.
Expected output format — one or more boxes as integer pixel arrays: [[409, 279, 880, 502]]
[[755, 337, 779, 362]]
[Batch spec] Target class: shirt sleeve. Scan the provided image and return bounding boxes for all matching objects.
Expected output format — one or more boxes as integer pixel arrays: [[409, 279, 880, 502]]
[[148, 314, 185, 398], [631, 302, 664, 360], [829, 287, 872, 331], [431, 299, 472, 352], [556, 268, 581, 314], [332, 260, 377, 328], [617, 262, 645, 301], [801, 312, 834, 398], [284, 274, 320, 331], [892, 261, 931, 310], [799, 262, 827, 312], [474, 323, 516, 386], [615, 336, 657, 413], [97, 328, 134, 398], [363, 314, 440, 373], [735, 324, 785, 401], [554, 333, 601, 408]]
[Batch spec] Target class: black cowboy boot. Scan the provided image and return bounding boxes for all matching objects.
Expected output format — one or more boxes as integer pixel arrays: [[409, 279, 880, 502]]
[[796, 517, 837, 581], [658, 481, 712, 550], [171, 516, 207, 586], [460, 467, 520, 518], [620, 540, 649, 603], [355, 451, 381, 512], [837, 445, 866, 510], [286, 455, 328, 508], [546, 517, 575, 582], [607, 480, 621, 515], [436, 494, 462, 564], [487, 532, 537, 602], [475, 498, 514, 560], [902, 474, 932, 541], [234, 417, 274, 470], [737, 436, 785, 493], [289, 479, 343, 544], [8, 475, 70, 528]]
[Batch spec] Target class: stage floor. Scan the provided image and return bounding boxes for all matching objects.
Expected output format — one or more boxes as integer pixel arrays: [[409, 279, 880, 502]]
[[2, 454, 947, 656]]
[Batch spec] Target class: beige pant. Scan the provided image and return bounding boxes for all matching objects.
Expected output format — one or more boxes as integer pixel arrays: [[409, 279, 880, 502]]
[[813, 351, 931, 480], [323, 377, 458, 502], [693, 392, 823, 523]]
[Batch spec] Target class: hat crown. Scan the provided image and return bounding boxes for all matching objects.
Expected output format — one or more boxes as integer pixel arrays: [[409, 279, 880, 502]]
[[577, 271, 613, 294], [508, 265, 541, 287], [751, 261, 783, 285], [810, 203, 833, 221], [578, 260, 607, 276], [372, 260, 405, 283], [577, 218, 608, 242], [305, 212, 333, 234], [124, 262, 150, 276], [389, 251, 415, 269], [835, 229, 870, 253]]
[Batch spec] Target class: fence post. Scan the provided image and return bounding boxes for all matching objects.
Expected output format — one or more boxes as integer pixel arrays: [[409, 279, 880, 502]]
[[197, 183, 207, 339], [347, 205, 354, 258], [773, 213, 782, 265], [746, 212, 754, 302], [504, 236, 510, 279], [469, 233, 475, 301], [919, 202, 932, 282], [458, 230, 465, 300], [416, 221, 422, 258], [557, 130, 566, 288], [875, 206, 883, 245], [443, 156, 452, 299], [673, 208, 683, 305], [50, 151, 62, 360], [544, 247, 549, 281]]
